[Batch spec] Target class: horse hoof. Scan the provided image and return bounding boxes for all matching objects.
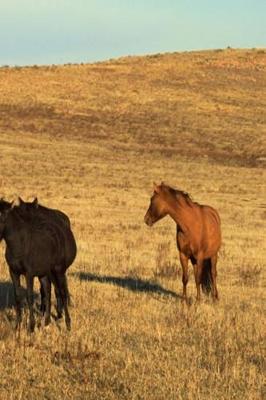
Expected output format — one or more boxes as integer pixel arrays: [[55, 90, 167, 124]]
[[28, 321, 35, 333]]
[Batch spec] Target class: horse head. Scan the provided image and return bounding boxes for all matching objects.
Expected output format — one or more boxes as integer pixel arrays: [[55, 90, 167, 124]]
[[144, 182, 168, 226]]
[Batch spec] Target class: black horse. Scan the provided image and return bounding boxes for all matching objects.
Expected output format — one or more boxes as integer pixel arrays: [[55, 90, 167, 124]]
[[0, 199, 76, 332], [16, 197, 73, 317]]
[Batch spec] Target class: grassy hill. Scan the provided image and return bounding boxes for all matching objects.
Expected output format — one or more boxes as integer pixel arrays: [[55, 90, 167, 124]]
[[0, 48, 265, 399], [1, 48, 265, 166]]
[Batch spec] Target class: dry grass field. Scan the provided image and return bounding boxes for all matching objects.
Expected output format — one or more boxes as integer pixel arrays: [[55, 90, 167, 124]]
[[0, 48, 265, 399]]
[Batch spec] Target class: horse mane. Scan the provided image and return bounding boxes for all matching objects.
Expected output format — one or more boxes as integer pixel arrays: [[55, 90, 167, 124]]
[[162, 184, 193, 206]]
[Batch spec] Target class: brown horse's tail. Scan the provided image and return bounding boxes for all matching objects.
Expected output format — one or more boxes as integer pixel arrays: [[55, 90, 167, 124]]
[[201, 259, 212, 295]]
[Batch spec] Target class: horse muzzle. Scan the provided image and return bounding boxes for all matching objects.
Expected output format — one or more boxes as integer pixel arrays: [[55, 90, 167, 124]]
[[144, 214, 153, 227]]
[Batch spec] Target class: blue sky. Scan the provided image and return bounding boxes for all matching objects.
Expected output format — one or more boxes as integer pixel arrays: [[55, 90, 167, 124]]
[[0, 0, 265, 66]]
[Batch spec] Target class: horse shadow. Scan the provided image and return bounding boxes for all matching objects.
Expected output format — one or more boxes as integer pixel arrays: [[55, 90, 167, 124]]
[[74, 272, 182, 300]]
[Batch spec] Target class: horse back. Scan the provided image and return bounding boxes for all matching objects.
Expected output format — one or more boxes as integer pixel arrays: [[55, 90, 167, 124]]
[[38, 205, 71, 229]]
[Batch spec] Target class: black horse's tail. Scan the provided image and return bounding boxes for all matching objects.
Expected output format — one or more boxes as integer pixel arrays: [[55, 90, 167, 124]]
[[201, 259, 212, 295]]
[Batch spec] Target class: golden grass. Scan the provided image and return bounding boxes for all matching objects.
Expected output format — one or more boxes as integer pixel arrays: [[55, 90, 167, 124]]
[[0, 48, 265, 399]]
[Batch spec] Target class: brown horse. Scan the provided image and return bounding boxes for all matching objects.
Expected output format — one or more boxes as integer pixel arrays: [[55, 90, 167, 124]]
[[144, 182, 221, 302]]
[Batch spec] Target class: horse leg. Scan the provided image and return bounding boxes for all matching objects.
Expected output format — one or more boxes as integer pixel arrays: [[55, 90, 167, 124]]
[[54, 284, 63, 319], [179, 253, 189, 302], [57, 273, 71, 330], [9, 270, 22, 330], [211, 254, 219, 301], [54, 276, 70, 317], [40, 277, 51, 326], [65, 276, 71, 307], [193, 258, 203, 302], [25, 274, 35, 333], [39, 278, 46, 314], [48, 272, 62, 319]]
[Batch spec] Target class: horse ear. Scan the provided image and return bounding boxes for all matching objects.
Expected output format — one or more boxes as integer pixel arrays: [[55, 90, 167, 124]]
[[153, 182, 160, 194], [11, 197, 21, 208], [32, 197, 38, 208]]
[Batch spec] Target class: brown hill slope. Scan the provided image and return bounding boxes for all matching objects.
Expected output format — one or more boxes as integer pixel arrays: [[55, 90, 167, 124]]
[[0, 48, 265, 166]]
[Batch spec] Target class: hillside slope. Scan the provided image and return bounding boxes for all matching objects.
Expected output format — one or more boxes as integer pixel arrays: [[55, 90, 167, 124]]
[[0, 48, 265, 166]]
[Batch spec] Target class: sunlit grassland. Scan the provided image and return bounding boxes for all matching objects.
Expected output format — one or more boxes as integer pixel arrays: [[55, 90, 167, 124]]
[[0, 49, 265, 399]]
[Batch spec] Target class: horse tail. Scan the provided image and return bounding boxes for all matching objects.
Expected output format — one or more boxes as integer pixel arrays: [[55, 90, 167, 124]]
[[201, 259, 212, 295]]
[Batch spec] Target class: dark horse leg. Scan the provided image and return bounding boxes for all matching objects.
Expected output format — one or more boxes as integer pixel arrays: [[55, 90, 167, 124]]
[[54, 277, 71, 317], [54, 284, 63, 319], [179, 252, 189, 302], [65, 276, 71, 307], [40, 278, 64, 319], [39, 278, 46, 314], [211, 254, 219, 300], [47, 273, 62, 319], [57, 273, 71, 330], [25, 274, 35, 333], [40, 277, 51, 326], [9, 270, 22, 330], [51, 271, 71, 330]]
